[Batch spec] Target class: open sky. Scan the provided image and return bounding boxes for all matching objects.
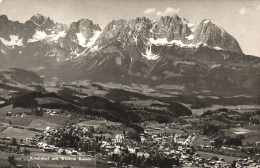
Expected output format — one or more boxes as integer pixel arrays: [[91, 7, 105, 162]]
[[0, 0, 260, 56]]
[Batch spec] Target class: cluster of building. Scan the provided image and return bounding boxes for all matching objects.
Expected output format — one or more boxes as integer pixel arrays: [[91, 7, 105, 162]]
[[26, 119, 260, 168]]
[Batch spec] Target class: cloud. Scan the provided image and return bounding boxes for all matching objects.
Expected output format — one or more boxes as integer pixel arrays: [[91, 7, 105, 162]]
[[143, 7, 180, 16], [143, 8, 156, 15], [256, 5, 260, 10], [239, 6, 250, 14], [156, 7, 180, 16]]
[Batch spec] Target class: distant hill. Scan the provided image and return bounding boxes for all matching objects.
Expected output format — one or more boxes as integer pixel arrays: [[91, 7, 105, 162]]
[[0, 68, 43, 85]]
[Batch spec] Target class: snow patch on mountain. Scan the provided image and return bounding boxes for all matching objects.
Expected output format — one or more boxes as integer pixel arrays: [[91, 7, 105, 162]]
[[0, 35, 23, 46], [213, 46, 223, 51], [51, 31, 66, 41], [76, 31, 102, 48], [1, 49, 6, 54], [28, 30, 66, 43], [86, 30, 102, 48], [187, 22, 194, 28], [133, 35, 138, 45], [172, 41, 196, 48], [210, 64, 221, 69], [141, 45, 160, 60], [76, 33, 87, 47], [148, 38, 169, 45], [149, 38, 168, 45], [185, 34, 194, 40], [149, 38, 196, 48], [28, 30, 47, 42], [203, 19, 211, 24]]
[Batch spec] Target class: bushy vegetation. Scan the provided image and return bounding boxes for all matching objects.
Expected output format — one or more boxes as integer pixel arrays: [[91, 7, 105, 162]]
[[11, 91, 79, 111], [8, 155, 16, 167], [202, 124, 220, 136], [155, 115, 172, 123], [48, 133, 80, 147], [57, 87, 81, 101], [105, 89, 149, 101], [110, 153, 180, 168], [225, 137, 242, 146], [81, 96, 142, 124], [167, 102, 192, 116]]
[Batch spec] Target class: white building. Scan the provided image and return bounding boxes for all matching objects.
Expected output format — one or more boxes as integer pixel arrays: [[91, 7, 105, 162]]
[[114, 134, 125, 143]]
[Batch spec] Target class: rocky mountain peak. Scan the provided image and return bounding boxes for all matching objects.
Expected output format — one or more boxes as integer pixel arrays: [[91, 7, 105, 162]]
[[30, 13, 55, 30], [159, 15, 181, 24], [0, 15, 9, 22], [192, 19, 243, 54], [202, 19, 211, 24], [0, 13, 259, 94], [94, 15, 243, 55], [133, 16, 151, 23], [0, 13, 244, 65], [70, 18, 101, 32]]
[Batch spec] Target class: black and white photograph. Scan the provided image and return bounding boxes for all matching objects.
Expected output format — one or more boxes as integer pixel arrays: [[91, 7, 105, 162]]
[[0, 0, 260, 167]]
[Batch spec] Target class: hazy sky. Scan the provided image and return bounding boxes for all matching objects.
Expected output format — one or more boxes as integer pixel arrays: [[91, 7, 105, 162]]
[[0, 0, 260, 56]]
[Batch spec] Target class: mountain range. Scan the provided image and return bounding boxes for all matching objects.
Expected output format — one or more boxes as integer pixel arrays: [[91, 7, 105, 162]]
[[0, 14, 259, 97]]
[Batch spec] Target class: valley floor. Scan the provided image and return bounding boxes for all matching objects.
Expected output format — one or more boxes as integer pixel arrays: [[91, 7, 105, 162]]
[[0, 103, 260, 167]]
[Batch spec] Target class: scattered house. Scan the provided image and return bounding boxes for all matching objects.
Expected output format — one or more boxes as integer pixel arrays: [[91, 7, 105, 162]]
[[114, 134, 125, 143], [128, 147, 135, 154], [58, 149, 66, 155], [113, 148, 122, 155], [71, 150, 78, 155], [137, 152, 150, 158], [44, 147, 54, 152], [25, 114, 260, 168], [6, 111, 12, 116]]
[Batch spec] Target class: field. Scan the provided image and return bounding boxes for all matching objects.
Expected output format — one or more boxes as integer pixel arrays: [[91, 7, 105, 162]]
[[231, 127, 255, 135], [62, 84, 109, 97], [77, 120, 122, 128], [209, 120, 226, 127], [31, 113, 70, 126], [76, 119, 136, 137], [0, 105, 70, 130], [28, 119, 60, 130], [124, 99, 167, 107], [194, 124, 260, 147], [0, 105, 31, 115], [197, 151, 242, 162], [93, 81, 171, 97], [1, 127, 36, 139], [0, 115, 67, 130], [222, 126, 260, 136], [193, 135, 212, 146], [0, 116, 33, 126], [217, 125, 260, 146], [144, 121, 185, 134], [191, 105, 260, 116], [36, 97, 70, 105]]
